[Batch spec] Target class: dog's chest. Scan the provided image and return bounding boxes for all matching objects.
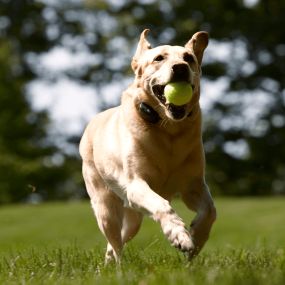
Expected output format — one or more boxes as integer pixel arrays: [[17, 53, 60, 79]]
[[130, 132, 203, 197]]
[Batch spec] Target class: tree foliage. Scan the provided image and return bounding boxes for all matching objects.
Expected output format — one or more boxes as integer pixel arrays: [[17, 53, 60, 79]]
[[0, 0, 82, 203], [0, 0, 284, 203]]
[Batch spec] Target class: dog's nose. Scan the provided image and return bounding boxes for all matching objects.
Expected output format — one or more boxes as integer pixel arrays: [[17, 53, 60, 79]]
[[172, 63, 190, 81]]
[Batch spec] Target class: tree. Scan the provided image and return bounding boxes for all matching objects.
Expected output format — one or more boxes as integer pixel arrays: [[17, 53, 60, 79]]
[[47, 0, 285, 195], [0, 0, 83, 203], [1, 0, 284, 202]]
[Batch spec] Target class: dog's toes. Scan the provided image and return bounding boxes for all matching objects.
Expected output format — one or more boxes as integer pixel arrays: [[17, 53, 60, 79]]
[[161, 213, 194, 253], [175, 230, 194, 252], [172, 233, 194, 252]]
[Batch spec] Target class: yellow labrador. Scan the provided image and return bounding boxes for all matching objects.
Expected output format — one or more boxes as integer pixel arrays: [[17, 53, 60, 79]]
[[79, 29, 216, 263]]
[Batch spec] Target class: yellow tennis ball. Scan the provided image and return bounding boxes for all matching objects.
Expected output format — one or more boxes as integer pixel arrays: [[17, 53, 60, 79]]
[[164, 82, 193, 106]]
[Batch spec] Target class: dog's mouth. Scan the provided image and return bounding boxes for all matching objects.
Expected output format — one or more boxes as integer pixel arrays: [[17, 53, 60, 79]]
[[152, 84, 166, 104], [152, 83, 194, 120]]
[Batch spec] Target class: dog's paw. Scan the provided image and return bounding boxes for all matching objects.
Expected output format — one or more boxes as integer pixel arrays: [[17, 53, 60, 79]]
[[160, 213, 194, 252]]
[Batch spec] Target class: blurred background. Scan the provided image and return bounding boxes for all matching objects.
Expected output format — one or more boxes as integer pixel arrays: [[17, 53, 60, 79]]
[[0, 0, 284, 204]]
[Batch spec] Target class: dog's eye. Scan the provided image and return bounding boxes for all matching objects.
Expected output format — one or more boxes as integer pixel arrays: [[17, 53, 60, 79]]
[[184, 53, 195, 64], [154, 55, 164, 62]]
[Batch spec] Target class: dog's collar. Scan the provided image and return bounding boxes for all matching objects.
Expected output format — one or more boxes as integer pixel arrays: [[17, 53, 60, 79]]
[[138, 102, 161, 124], [138, 102, 195, 124]]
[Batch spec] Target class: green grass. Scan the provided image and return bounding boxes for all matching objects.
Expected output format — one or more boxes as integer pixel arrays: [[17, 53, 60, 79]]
[[0, 198, 285, 284]]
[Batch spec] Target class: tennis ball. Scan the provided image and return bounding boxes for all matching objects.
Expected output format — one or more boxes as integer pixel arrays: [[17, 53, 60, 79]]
[[164, 82, 193, 106]]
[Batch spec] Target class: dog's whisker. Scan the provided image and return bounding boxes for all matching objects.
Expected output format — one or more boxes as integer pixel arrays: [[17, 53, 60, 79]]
[[160, 118, 169, 128]]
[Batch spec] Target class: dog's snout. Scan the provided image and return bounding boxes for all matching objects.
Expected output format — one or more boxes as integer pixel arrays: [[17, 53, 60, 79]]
[[172, 64, 190, 82]]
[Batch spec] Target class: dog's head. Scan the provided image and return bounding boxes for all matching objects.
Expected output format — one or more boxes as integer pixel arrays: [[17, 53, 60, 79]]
[[131, 29, 208, 121]]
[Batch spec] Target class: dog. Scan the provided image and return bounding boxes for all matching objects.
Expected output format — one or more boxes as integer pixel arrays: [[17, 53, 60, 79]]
[[79, 29, 216, 263]]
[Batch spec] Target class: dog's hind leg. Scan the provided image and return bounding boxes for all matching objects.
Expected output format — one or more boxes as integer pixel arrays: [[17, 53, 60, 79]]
[[91, 193, 124, 264], [82, 162, 124, 263], [121, 208, 143, 245], [182, 182, 216, 259]]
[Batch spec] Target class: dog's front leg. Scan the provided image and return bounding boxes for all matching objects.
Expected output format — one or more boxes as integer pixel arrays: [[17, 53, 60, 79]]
[[123, 179, 194, 252]]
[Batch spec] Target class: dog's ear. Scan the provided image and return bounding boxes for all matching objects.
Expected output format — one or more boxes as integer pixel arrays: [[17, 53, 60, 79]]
[[185, 31, 208, 65], [132, 29, 152, 73]]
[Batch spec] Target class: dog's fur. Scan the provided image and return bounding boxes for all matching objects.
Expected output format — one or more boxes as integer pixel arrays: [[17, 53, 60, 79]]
[[79, 29, 216, 263]]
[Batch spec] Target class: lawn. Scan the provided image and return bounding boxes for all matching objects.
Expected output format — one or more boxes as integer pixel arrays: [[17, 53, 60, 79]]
[[0, 198, 284, 284]]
